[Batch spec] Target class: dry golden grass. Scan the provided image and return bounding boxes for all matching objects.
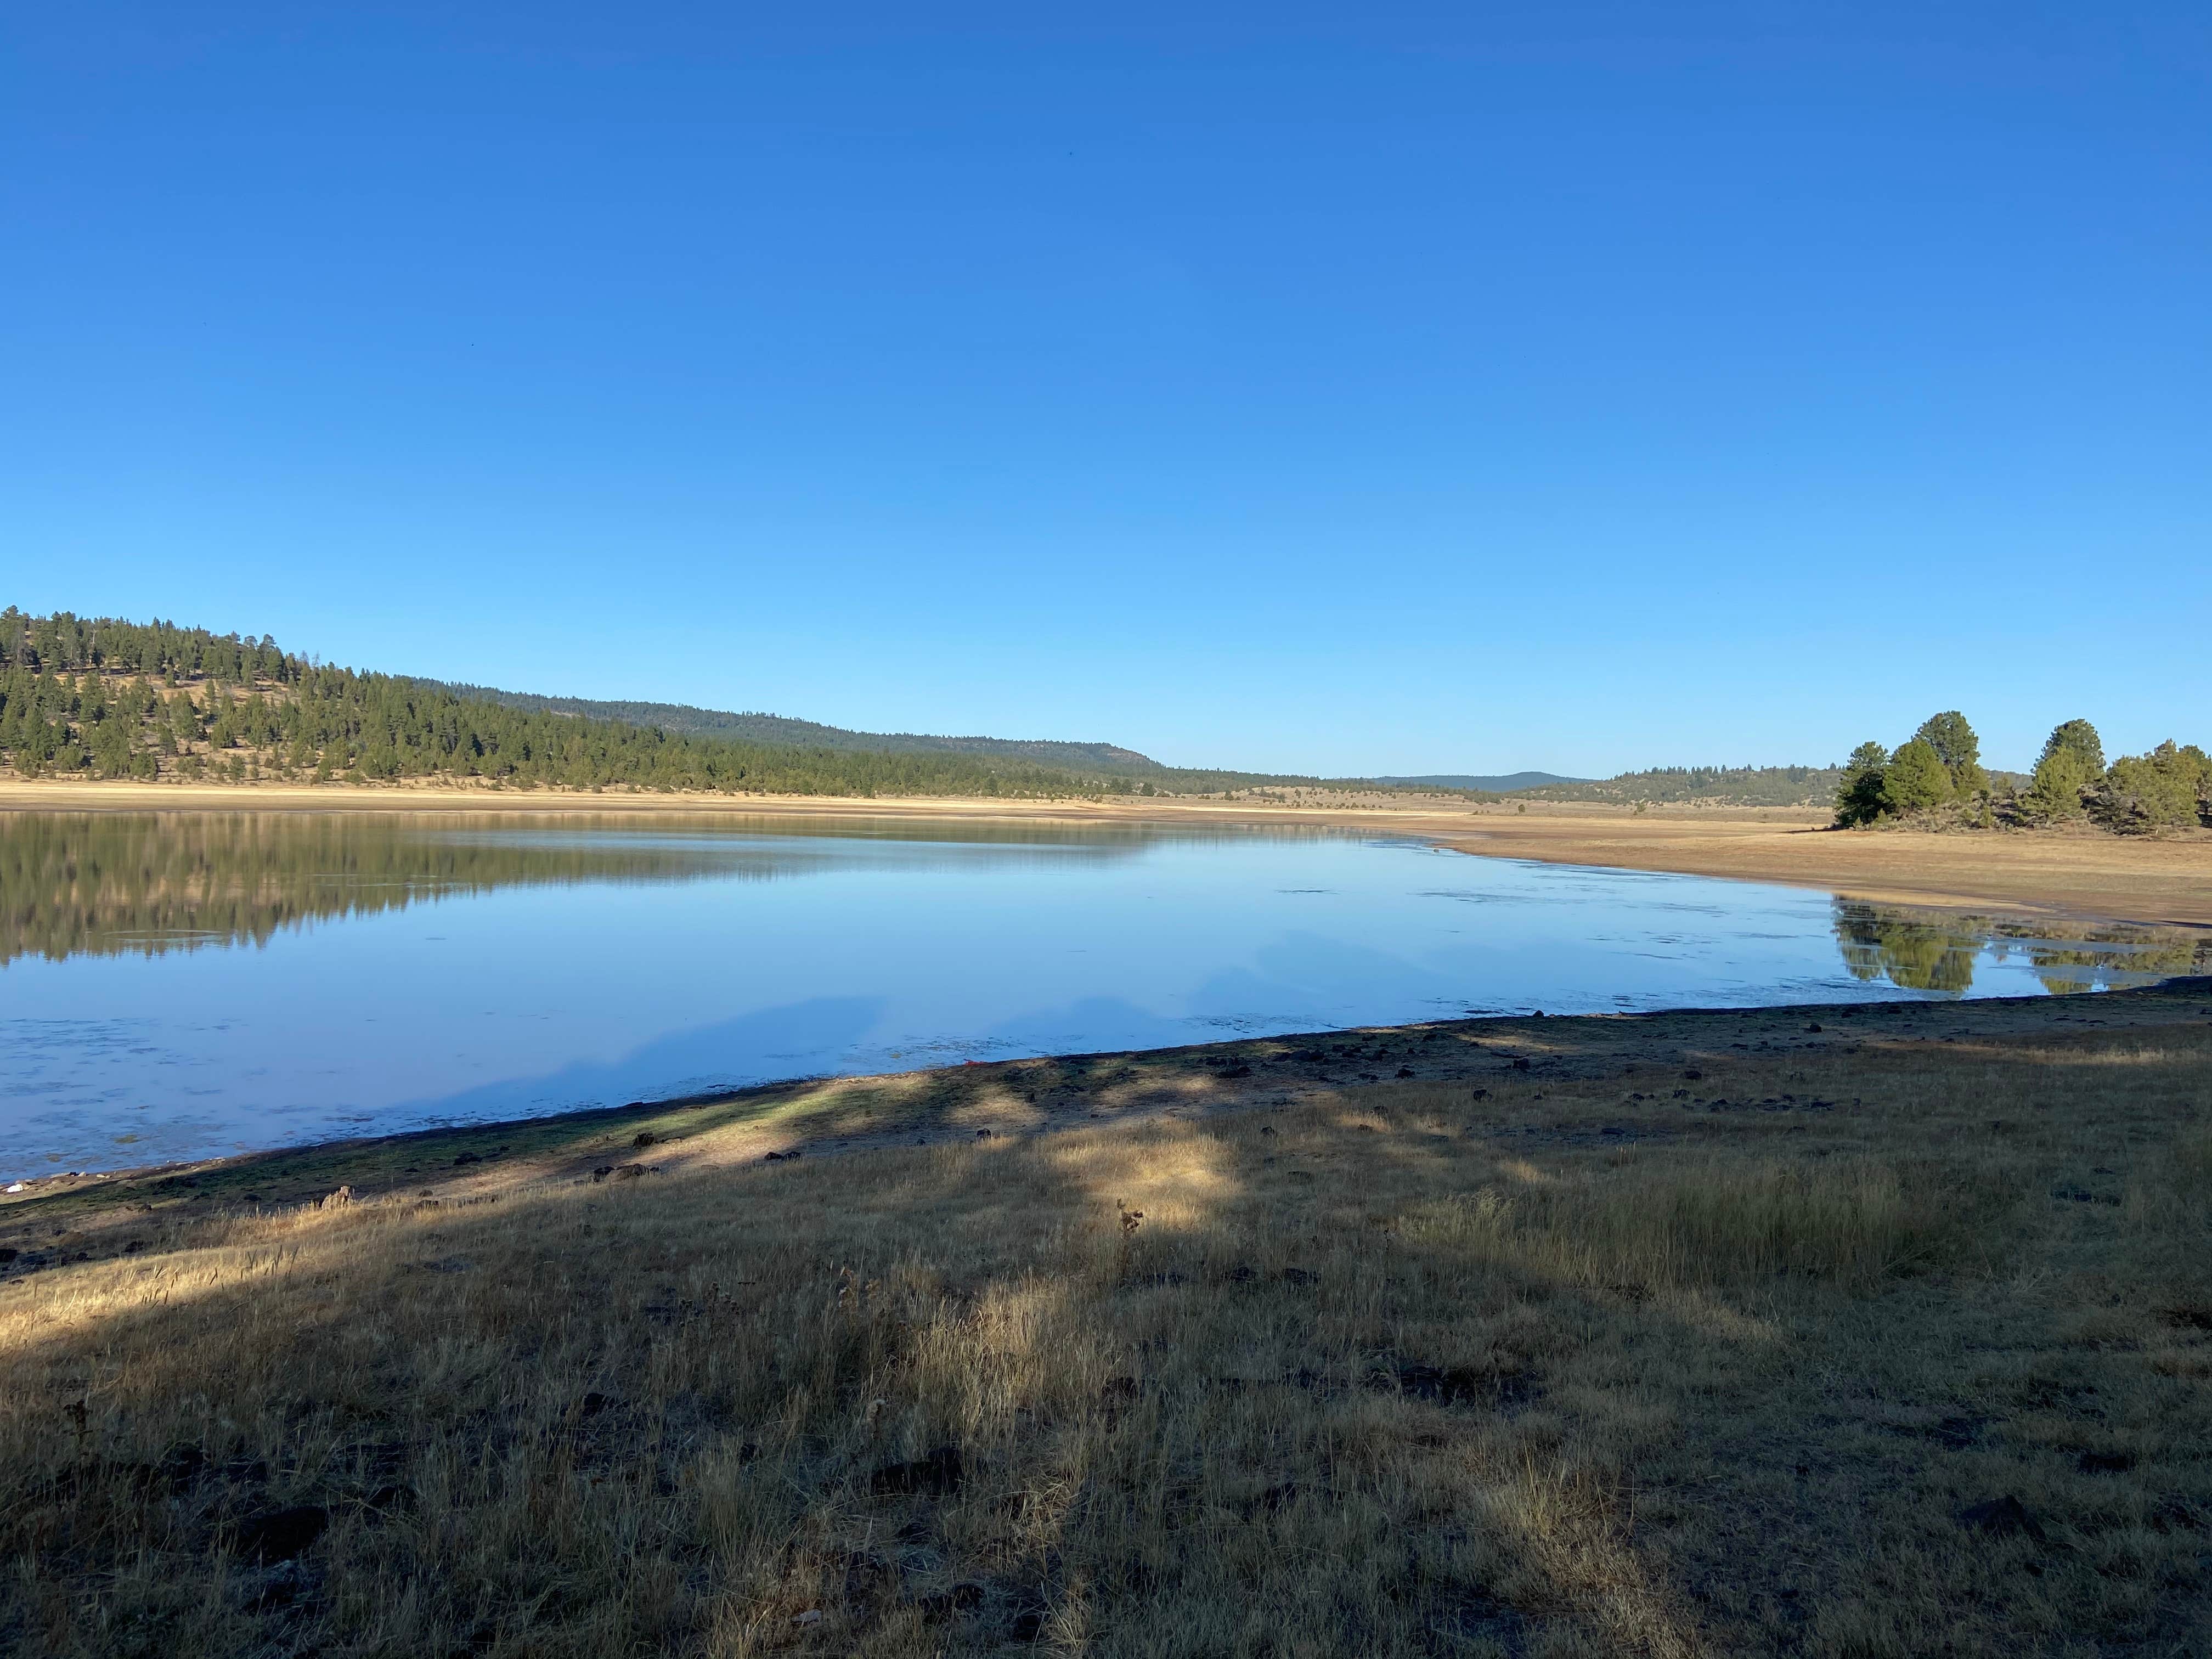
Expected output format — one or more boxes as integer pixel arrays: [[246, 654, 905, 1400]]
[[3, 999, 2210, 1656]]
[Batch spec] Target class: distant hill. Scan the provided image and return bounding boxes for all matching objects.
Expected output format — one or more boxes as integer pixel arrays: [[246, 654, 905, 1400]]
[[416, 681, 1412, 796], [1369, 771, 1583, 794], [423, 683, 1169, 777], [1514, 765, 1844, 806]]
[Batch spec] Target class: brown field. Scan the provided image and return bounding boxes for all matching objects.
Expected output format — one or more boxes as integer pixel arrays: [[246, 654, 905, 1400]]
[[4, 780, 2209, 928], [5, 985, 2209, 1656]]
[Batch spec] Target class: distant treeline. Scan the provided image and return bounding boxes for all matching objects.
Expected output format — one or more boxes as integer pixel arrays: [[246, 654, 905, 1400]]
[[1510, 765, 1846, 808], [1833, 712, 2209, 835]]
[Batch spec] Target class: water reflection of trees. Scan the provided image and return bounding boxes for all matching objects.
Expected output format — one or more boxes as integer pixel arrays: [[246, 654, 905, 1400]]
[[0, 812, 1207, 966], [1832, 899, 2210, 995]]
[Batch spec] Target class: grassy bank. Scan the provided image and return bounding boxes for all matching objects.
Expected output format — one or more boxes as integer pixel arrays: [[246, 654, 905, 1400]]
[[4, 987, 2210, 1655]]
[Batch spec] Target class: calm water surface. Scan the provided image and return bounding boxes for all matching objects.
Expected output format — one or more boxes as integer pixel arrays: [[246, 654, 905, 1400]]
[[3, 811, 2201, 1174]]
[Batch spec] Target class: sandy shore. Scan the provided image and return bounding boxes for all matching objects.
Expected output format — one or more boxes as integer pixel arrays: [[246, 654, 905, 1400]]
[[5, 778, 2209, 928]]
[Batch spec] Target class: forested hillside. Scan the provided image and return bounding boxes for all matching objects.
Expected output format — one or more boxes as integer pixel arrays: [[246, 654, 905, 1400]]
[[0, 610, 1114, 797], [1371, 772, 1581, 793], [1511, 765, 1846, 806], [0, 608, 1441, 800], [424, 682, 1164, 775], [420, 680, 1415, 796]]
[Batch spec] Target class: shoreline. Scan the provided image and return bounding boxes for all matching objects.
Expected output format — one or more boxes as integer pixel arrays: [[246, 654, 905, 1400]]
[[9, 977, 2209, 1233], [4, 777, 2208, 928]]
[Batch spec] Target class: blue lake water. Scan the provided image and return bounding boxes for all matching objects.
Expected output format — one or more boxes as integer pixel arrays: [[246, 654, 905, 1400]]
[[1, 810, 2199, 1175]]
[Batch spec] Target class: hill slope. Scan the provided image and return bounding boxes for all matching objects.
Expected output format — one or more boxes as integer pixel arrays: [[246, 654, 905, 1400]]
[[1515, 765, 1846, 806], [1369, 771, 1581, 794], [0, 608, 1456, 799], [0, 612, 1123, 798], [422, 682, 1166, 777]]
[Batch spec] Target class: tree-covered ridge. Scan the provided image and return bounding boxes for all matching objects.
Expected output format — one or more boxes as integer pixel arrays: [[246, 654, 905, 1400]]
[[419, 680, 1457, 797], [0, 608, 1137, 798], [421, 681, 1166, 774], [1833, 710, 2210, 836], [0, 608, 1458, 800], [1511, 765, 1846, 807]]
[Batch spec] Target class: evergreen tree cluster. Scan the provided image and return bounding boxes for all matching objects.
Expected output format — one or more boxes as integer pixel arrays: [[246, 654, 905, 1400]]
[[1514, 764, 1844, 808], [1833, 710, 2209, 835], [0, 608, 1120, 798]]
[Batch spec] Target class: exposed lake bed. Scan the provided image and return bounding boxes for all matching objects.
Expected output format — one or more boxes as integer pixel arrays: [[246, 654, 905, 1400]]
[[4, 807, 2204, 1176]]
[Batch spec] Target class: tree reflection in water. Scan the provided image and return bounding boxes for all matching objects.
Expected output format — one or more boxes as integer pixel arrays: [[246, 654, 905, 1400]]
[[1832, 899, 2209, 995], [0, 810, 1177, 967]]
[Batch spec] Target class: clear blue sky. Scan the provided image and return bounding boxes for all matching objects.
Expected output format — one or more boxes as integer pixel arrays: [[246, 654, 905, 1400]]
[[5, 5, 2206, 777]]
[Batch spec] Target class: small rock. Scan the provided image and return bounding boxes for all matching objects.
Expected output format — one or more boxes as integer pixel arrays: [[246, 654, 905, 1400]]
[[793, 1607, 821, 1626]]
